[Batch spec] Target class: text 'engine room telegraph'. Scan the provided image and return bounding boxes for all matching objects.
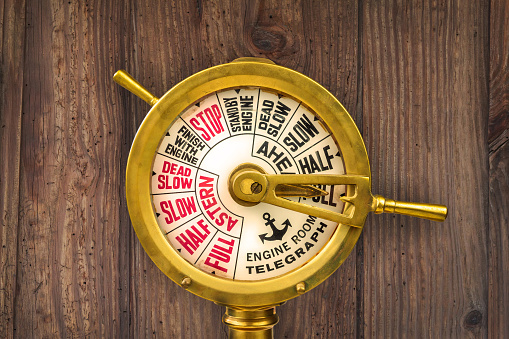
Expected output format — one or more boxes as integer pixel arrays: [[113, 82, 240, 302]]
[[114, 58, 447, 338]]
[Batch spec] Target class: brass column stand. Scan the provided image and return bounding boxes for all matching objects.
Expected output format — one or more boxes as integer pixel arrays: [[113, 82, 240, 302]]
[[222, 304, 281, 338]]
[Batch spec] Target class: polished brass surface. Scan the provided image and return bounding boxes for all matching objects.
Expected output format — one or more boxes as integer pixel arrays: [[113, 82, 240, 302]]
[[295, 282, 306, 294], [372, 195, 448, 222], [231, 170, 371, 228], [180, 276, 192, 289], [232, 57, 276, 65], [228, 163, 328, 200], [231, 170, 448, 225], [113, 70, 159, 106], [227, 164, 267, 207], [118, 57, 448, 337], [223, 305, 279, 339], [123, 58, 365, 307], [274, 184, 328, 198]]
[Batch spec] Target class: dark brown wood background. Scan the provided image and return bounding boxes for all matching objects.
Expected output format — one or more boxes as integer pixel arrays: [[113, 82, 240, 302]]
[[0, 0, 507, 338]]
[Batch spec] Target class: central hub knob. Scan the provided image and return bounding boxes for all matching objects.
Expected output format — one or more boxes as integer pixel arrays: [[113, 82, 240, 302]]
[[228, 163, 267, 207]]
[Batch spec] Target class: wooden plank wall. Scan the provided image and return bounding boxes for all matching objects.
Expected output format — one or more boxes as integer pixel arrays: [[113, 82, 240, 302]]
[[488, 0, 509, 336], [0, 0, 506, 338]]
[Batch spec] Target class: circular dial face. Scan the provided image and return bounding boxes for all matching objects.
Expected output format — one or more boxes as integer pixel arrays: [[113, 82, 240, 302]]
[[150, 87, 346, 281]]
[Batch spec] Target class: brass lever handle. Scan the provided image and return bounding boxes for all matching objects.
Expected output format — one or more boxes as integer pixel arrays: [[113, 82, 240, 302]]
[[372, 195, 448, 222], [113, 70, 159, 106], [230, 171, 374, 228], [230, 169, 448, 227]]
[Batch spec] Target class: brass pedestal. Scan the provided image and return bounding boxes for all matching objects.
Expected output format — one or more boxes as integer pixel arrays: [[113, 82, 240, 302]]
[[223, 305, 280, 338]]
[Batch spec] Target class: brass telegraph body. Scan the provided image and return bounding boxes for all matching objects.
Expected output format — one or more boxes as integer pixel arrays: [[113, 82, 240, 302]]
[[115, 58, 447, 337]]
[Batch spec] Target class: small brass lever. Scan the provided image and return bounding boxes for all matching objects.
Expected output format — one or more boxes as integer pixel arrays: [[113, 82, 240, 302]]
[[113, 70, 159, 106], [372, 195, 447, 222]]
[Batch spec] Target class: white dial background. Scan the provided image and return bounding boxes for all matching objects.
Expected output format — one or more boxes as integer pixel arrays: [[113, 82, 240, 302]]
[[151, 88, 346, 280]]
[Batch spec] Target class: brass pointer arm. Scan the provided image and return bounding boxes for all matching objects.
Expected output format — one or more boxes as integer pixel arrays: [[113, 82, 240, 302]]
[[231, 171, 447, 228], [272, 184, 328, 198]]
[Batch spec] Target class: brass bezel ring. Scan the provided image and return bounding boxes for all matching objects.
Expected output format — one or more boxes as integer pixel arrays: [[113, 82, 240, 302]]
[[126, 59, 371, 307]]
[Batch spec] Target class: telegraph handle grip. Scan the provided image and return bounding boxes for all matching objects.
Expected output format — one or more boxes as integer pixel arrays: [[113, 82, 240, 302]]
[[373, 195, 448, 222], [113, 70, 159, 106]]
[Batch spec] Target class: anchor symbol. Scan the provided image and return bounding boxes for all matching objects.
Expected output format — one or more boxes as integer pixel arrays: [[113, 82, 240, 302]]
[[259, 212, 292, 244]]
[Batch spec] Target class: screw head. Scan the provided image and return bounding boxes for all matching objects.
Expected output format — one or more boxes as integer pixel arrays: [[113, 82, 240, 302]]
[[181, 276, 192, 288], [296, 282, 306, 293], [251, 182, 262, 194]]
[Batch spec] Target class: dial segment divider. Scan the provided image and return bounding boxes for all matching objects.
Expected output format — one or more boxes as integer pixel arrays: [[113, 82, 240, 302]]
[[163, 213, 206, 235], [179, 117, 213, 150], [193, 229, 219, 265], [275, 102, 301, 142], [292, 134, 332, 158], [251, 88, 261, 158], [192, 168, 242, 278], [251, 135, 300, 175], [215, 92, 233, 137]]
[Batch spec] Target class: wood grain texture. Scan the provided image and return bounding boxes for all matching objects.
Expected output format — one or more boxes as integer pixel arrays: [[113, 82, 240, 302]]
[[0, 0, 505, 338], [14, 1, 133, 337], [488, 140, 509, 337], [488, 0, 509, 145], [362, 0, 489, 338], [488, 0, 509, 336], [0, 0, 25, 337], [126, 1, 226, 337]]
